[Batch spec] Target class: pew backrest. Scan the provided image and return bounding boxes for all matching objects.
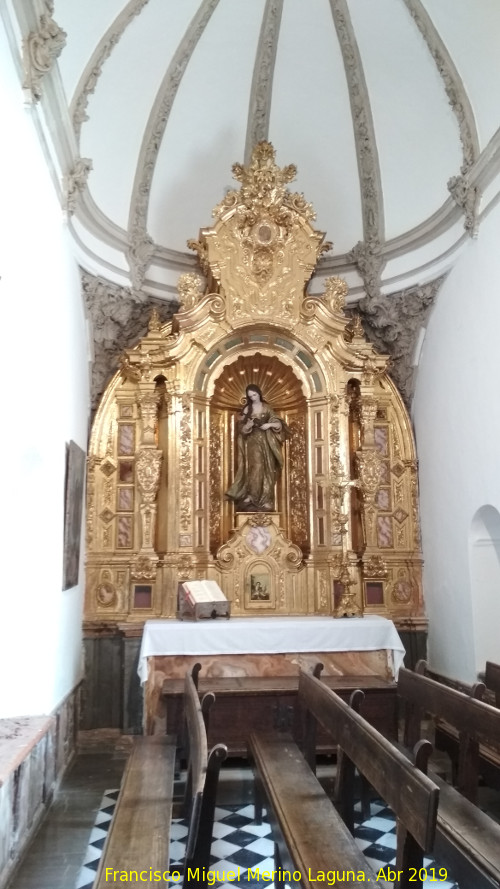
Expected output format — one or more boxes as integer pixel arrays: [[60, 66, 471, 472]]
[[182, 664, 227, 883], [299, 669, 439, 853], [485, 661, 500, 707], [399, 667, 500, 749], [415, 659, 485, 700], [398, 665, 500, 803]]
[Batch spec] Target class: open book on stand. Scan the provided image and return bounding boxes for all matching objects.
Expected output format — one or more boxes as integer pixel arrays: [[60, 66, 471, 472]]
[[177, 580, 231, 620]]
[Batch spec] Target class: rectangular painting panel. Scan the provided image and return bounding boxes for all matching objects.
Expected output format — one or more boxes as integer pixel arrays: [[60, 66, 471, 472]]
[[63, 440, 86, 590], [245, 569, 275, 609]]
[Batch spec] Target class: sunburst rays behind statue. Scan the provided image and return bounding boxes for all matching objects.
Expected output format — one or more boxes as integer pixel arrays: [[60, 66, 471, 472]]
[[211, 353, 305, 412]]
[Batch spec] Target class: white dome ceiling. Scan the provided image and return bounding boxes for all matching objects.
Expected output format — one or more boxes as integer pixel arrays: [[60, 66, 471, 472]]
[[10, 0, 500, 302]]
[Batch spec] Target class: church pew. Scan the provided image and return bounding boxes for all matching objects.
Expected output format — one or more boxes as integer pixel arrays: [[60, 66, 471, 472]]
[[414, 659, 487, 785], [485, 660, 500, 707], [93, 734, 177, 889], [248, 666, 438, 889], [398, 666, 500, 889], [180, 664, 228, 888], [95, 665, 227, 889], [415, 659, 500, 792], [415, 658, 486, 698]]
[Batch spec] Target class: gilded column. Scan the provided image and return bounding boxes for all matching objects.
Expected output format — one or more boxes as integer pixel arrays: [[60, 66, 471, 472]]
[[356, 361, 383, 551], [327, 391, 361, 616], [161, 380, 191, 614], [131, 391, 162, 582]]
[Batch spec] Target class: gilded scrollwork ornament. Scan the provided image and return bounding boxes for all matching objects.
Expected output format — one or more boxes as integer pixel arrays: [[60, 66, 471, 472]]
[[103, 480, 114, 508], [318, 571, 328, 610], [148, 307, 162, 334], [323, 276, 348, 314], [391, 570, 414, 604], [177, 555, 194, 581], [363, 555, 388, 578], [96, 579, 117, 608], [224, 141, 304, 231], [356, 449, 382, 504], [288, 415, 308, 550], [137, 391, 160, 446], [209, 414, 222, 551], [248, 514, 273, 527], [358, 395, 378, 448], [328, 553, 344, 578], [130, 554, 157, 581], [285, 544, 304, 570], [361, 358, 386, 389], [187, 239, 211, 277], [177, 273, 205, 310], [179, 395, 192, 532], [136, 449, 162, 505], [86, 456, 98, 548], [350, 314, 365, 340], [407, 459, 421, 548], [120, 354, 142, 383], [330, 468, 354, 539]]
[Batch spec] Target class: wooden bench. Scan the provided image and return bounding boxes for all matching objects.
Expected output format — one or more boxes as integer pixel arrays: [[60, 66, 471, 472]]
[[398, 666, 500, 889], [94, 734, 177, 889], [180, 664, 228, 888], [248, 666, 438, 889], [95, 664, 227, 889], [414, 659, 487, 785], [415, 659, 500, 794]]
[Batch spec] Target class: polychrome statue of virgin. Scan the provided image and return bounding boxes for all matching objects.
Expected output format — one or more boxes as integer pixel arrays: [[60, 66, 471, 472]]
[[225, 384, 289, 512]]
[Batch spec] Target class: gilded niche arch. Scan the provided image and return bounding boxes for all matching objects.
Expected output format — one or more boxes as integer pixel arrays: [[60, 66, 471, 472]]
[[209, 352, 308, 555], [85, 142, 424, 624]]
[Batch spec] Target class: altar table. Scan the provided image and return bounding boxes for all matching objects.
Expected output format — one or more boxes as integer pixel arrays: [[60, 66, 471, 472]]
[[139, 615, 405, 734], [138, 614, 405, 683]]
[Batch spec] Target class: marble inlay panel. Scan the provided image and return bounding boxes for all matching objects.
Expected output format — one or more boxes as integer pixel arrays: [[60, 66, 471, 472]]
[[379, 461, 390, 484], [377, 515, 394, 548], [117, 487, 134, 511], [119, 461, 134, 483], [376, 488, 391, 511], [118, 423, 135, 455], [117, 516, 133, 548], [374, 426, 388, 455]]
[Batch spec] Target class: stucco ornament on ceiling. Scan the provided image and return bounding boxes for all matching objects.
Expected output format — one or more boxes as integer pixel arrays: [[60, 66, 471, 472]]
[[7, 0, 496, 300]]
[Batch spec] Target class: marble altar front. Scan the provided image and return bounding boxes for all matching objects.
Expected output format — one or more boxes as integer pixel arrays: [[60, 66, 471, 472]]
[[139, 615, 405, 734]]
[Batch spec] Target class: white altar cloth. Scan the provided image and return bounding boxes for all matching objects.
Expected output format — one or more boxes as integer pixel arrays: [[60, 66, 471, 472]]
[[138, 615, 405, 683]]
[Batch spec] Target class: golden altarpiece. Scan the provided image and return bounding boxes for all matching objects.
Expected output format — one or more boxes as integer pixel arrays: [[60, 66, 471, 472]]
[[85, 143, 424, 630]]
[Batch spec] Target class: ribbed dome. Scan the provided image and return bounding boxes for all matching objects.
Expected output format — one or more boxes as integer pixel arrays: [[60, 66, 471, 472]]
[[18, 0, 500, 302]]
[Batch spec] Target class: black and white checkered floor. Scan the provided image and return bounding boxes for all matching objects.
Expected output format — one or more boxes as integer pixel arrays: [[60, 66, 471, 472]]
[[76, 789, 120, 889], [76, 791, 459, 889]]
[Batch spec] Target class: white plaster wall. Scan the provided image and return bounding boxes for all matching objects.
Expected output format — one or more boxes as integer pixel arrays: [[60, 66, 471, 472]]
[[0, 24, 90, 717], [469, 506, 500, 676], [412, 201, 500, 681]]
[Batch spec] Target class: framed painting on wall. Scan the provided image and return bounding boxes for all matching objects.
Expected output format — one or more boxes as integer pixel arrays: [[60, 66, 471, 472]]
[[63, 440, 86, 590]]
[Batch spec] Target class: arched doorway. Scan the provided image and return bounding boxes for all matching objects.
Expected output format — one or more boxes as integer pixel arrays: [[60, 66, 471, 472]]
[[469, 505, 500, 673]]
